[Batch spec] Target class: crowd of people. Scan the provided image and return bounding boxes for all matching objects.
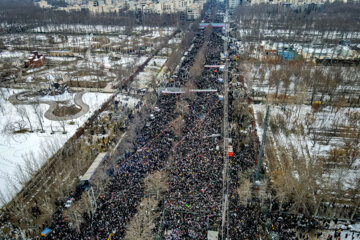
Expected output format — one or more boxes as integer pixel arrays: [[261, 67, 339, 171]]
[[42, 7, 232, 239], [4, 2, 358, 240], [45, 86, 179, 239], [160, 22, 227, 239]]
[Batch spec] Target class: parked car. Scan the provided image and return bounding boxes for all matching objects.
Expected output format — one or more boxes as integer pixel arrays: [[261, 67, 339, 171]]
[[64, 198, 74, 208]]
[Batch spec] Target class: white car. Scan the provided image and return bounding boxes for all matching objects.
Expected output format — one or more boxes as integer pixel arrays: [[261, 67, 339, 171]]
[[64, 199, 73, 208]]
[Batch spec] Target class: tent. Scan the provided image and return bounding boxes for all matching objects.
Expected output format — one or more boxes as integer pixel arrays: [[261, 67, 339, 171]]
[[227, 145, 233, 157], [207, 231, 219, 240], [41, 228, 51, 237], [80, 153, 108, 182]]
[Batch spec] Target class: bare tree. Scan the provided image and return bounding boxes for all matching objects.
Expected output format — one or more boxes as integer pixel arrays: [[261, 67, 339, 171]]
[[0, 101, 5, 116], [144, 171, 169, 200], [22, 151, 40, 177], [171, 116, 185, 140], [124, 197, 159, 240], [58, 119, 67, 134], [32, 102, 45, 133], [63, 192, 92, 233], [280, 66, 292, 99], [175, 98, 189, 116], [2, 120, 27, 136], [268, 69, 281, 99], [237, 177, 252, 205], [188, 42, 207, 84], [16, 106, 33, 132]]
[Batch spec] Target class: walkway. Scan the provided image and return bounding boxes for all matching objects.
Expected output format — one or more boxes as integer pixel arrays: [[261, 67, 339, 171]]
[[8, 92, 89, 121]]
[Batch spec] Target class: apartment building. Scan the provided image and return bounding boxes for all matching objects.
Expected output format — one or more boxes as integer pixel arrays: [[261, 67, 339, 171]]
[[250, 0, 350, 6], [229, 0, 241, 8], [126, 0, 205, 19], [37, 0, 206, 18]]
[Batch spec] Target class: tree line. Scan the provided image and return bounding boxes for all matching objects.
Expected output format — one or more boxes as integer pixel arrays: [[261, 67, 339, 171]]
[[0, 0, 187, 34], [233, 2, 360, 37]]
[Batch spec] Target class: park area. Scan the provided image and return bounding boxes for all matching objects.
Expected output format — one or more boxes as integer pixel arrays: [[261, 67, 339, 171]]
[[0, 87, 111, 205], [0, 24, 180, 207], [245, 58, 360, 225]]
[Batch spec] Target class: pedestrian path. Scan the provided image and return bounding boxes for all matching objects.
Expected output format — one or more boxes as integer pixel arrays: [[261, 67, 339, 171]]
[[8, 92, 89, 121]]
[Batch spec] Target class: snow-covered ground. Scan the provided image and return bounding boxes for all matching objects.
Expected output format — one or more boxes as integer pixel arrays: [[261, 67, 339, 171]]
[[252, 103, 360, 192], [132, 57, 167, 89], [114, 94, 140, 109], [0, 88, 111, 206], [28, 25, 175, 35], [237, 28, 360, 41], [243, 62, 360, 101], [317, 222, 360, 240], [0, 51, 26, 58]]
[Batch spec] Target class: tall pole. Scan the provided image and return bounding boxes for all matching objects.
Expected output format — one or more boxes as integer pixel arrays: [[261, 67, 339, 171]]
[[255, 104, 270, 182]]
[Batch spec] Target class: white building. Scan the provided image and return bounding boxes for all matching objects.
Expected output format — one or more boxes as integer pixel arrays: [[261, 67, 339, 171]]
[[37, 0, 207, 17], [250, 0, 350, 6], [229, 0, 241, 8], [36, 0, 51, 8]]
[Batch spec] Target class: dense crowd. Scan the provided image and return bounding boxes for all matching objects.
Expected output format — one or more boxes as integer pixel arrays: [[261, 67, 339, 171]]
[[4, 4, 357, 240], [44, 87, 179, 239], [40, 9, 231, 239], [160, 25, 227, 239]]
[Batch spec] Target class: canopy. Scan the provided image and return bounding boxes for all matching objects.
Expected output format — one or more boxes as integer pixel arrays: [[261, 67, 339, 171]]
[[207, 231, 218, 240], [80, 153, 107, 182], [227, 145, 233, 157], [41, 228, 51, 237], [204, 65, 225, 68]]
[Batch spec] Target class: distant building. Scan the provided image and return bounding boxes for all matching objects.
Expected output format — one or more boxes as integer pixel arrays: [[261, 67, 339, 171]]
[[37, 0, 206, 18], [36, 0, 51, 8], [259, 40, 360, 63], [229, 0, 241, 8], [24, 52, 45, 68], [277, 49, 296, 60], [250, 0, 350, 6]]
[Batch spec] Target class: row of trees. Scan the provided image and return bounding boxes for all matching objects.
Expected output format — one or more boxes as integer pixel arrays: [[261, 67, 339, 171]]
[[269, 140, 360, 218], [124, 171, 168, 239], [233, 2, 360, 34], [0, 93, 131, 233], [0, 0, 187, 34], [165, 20, 199, 74], [1, 97, 69, 136], [245, 61, 360, 107], [259, 98, 360, 218]]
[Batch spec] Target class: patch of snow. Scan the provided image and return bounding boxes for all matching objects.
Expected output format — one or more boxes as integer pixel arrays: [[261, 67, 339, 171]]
[[0, 88, 111, 206]]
